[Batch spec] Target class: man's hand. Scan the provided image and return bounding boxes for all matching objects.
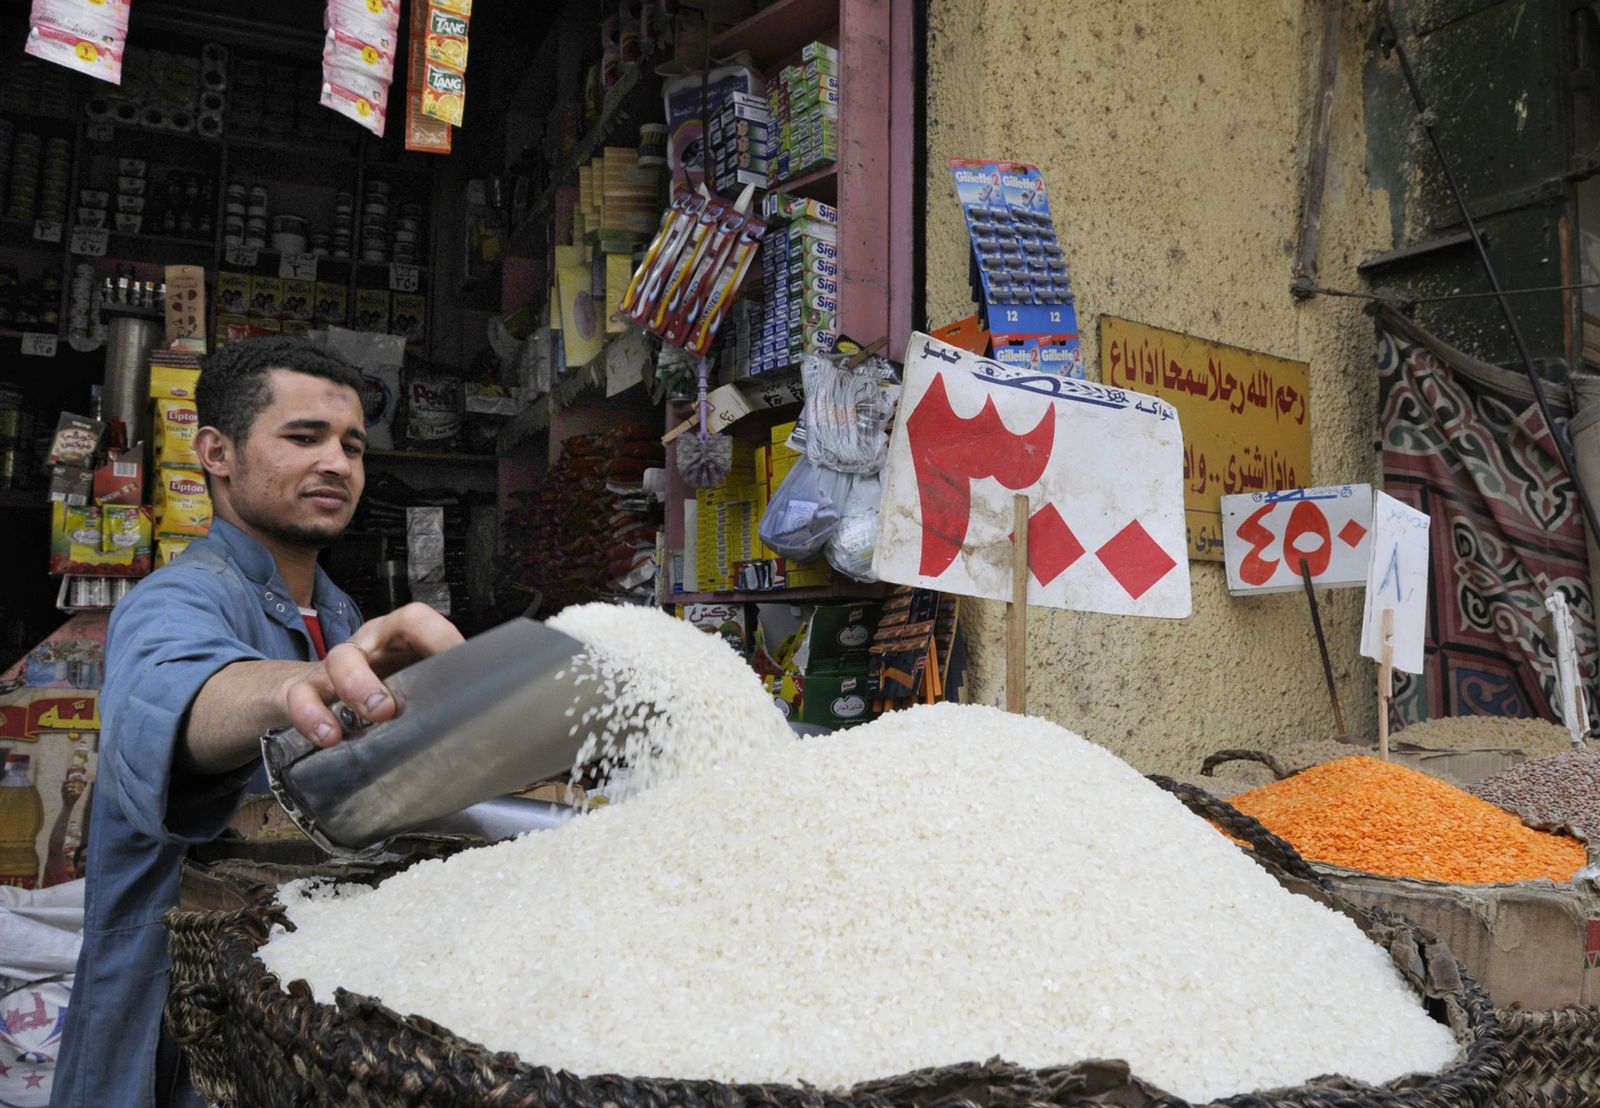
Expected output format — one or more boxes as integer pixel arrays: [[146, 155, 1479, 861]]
[[276, 603, 465, 747]]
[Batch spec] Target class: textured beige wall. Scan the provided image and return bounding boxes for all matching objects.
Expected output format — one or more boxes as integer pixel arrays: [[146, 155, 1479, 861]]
[[926, 0, 1395, 774]]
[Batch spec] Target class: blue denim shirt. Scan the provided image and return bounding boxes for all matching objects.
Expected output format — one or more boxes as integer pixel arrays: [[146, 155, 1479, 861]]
[[51, 517, 360, 1108]]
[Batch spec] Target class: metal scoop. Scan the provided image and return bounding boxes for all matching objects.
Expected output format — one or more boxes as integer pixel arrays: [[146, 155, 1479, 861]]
[[261, 618, 631, 855]]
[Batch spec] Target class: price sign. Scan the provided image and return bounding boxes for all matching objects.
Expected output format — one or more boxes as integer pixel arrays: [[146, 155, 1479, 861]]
[[224, 246, 259, 268], [32, 220, 62, 244], [389, 262, 420, 292], [21, 333, 58, 358], [278, 252, 318, 280], [1221, 484, 1373, 595], [70, 227, 109, 257], [87, 122, 114, 142]]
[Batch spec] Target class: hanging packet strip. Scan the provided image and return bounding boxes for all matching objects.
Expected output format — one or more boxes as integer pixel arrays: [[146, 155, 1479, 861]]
[[419, 1, 468, 128], [405, 0, 452, 153], [321, 0, 397, 136], [26, 0, 131, 85], [321, 67, 390, 136], [425, 5, 469, 70]]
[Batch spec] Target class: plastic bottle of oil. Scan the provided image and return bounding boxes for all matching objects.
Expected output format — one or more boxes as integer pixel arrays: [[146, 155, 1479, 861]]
[[0, 754, 44, 889]]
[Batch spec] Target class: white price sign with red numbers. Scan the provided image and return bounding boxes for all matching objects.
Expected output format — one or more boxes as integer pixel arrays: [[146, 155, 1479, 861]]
[[1221, 484, 1372, 595]]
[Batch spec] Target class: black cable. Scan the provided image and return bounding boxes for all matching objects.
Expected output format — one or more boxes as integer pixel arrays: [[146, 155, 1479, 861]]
[[1301, 280, 1600, 303], [1379, 13, 1600, 546]]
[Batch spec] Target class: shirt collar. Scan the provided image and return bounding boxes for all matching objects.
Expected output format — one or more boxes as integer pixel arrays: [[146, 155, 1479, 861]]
[[207, 516, 351, 626]]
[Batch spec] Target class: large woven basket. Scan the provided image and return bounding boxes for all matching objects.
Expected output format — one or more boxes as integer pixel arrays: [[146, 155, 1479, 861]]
[[165, 777, 1507, 1108], [1493, 1005, 1600, 1107]]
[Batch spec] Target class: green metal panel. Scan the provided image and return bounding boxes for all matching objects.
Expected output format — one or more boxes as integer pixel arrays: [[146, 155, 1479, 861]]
[[1362, 0, 1575, 365]]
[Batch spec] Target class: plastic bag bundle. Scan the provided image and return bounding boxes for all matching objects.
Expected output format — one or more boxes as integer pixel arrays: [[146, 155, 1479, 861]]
[[758, 456, 852, 561], [799, 354, 894, 474], [826, 473, 881, 582]]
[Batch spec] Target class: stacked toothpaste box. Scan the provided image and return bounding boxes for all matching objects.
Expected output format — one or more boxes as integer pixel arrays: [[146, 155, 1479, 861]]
[[751, 193, 838, 375], [769, 42, 838, 183], [708, 93, 772, 193]]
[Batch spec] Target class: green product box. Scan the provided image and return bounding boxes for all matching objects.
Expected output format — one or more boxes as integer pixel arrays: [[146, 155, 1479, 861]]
[[805, 601, 880, 664], [799, 668, 874, 729]]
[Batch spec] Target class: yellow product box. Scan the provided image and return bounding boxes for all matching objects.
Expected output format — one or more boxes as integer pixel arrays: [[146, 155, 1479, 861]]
[[281, 278, 315, 322], [391, 292, 427, 346], [153, 399, 200, 469], [314, 281, 349, 327], [155, 538, 190, 569], [770, 420, 797, 446], [153, 468, 212, 538], [212, 313, 251, 348], [354, 288, 390, 332], [254, 318, 282, 334], [149, 362, 201, 401], [786, 559, 833, 588], [249, 275, 283, 318], [216, 271, 251, 316]]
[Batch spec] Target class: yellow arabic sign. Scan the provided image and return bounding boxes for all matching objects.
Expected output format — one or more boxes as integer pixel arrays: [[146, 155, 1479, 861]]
[[1100, 317, 1311, 561]]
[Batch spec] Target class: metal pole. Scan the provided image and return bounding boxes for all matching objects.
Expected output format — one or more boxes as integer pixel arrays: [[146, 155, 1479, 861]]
[[1299, 559, 1349, 742]]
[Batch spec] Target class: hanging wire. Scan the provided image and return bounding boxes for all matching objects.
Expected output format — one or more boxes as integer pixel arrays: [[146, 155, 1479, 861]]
[[1377, 11, 1600, 545], [1298, 280, 1600, 304]]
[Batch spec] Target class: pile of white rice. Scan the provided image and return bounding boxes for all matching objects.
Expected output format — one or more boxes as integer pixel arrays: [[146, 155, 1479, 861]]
[[259, 607, 1462, 1103]]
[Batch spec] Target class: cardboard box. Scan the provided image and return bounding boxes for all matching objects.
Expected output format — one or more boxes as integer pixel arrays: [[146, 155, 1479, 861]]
[[281, 278, 315, 322], [1320, 865, 1600, 1009], [216, 272, 251, 316], [94, 449, 143, 505], [163, 265, 206, 353], [679, 603, 747, 653], [1388, 745, 1527, 788], [804, 603, 880, 664], [248, 276, 282, 319], [314, 281, 349, 328], [354, 288, 390, 332], [799, 669, 874, 728]]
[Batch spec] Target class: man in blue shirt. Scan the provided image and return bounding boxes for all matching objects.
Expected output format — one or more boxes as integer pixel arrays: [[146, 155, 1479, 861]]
[[51, 338, 464, 1107]]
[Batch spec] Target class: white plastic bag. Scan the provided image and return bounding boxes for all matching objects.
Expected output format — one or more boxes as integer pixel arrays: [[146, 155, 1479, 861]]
[[758, 456, 851, 560], [826, 473, 881, 582], [800, 354, 895, 474]]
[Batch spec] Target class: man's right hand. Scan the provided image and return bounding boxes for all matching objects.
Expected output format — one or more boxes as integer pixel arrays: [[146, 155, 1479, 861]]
[[276, 602, 465, 748]]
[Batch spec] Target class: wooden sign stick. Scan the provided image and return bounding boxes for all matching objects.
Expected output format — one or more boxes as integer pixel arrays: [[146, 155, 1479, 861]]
[[1298, 558, 1349, 742], [1007, 494, 1029, 715], [1378, 607, 1394, 761]]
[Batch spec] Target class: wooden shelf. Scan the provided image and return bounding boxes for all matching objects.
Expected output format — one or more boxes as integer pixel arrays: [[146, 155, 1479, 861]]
[[767, 164, 837, 202], [670, 582, 885, 605], [367, 449, 496, 465], [712, 0, 841, 68]]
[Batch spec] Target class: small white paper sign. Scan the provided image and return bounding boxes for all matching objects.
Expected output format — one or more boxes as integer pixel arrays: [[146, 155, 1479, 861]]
[[874, 332, 1191, 618], [605, 328, 650, 396], [224, 246, 259, 268], [1221, 484, 1373, 595], [1360, 491, 1431, 674], [278, 252, 318, 280], [389, 263, 420, 293]]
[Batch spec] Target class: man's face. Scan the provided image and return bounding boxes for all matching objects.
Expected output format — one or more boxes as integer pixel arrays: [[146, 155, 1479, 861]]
[[222, 369, 366, 550]]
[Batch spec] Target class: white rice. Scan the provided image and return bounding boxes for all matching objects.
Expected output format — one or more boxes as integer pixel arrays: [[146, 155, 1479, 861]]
[[548, 601, 795, 795], [261, 658, 1461, 1102]]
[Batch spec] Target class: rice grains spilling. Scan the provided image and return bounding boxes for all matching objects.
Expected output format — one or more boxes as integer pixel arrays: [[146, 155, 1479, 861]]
[[547, 602, 796, 793], [260, 704, 1461, 1102], [1231, 756, 1586, 884]]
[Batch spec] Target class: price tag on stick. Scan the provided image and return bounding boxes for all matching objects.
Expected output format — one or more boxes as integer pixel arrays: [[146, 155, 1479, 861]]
[[1221, 485, 1372, 595], [33, 220, 62, 244]]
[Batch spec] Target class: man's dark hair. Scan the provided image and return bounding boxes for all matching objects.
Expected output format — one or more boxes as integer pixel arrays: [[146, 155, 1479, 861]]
[[196, 337, 365, 445]]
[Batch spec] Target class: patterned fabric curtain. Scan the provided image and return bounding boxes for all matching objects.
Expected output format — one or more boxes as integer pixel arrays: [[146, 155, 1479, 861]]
[[1376, 308, 1597, 729]]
